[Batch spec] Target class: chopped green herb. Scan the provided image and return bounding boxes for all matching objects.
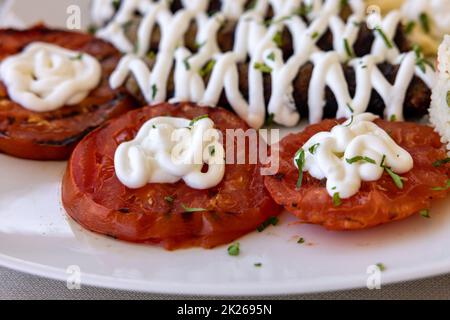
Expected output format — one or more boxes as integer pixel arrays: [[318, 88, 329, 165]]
[[447, 91, 450, 107], [147, 51, 156, 60], [384, 167, 404, 189], [343, 38, 355, 58], [374, 26, 393, 49], [346, 103, 354, 113], [151, 84, 158, 100], [413, 44, 435, 73], [340, 0, 348, 10], [70, 53, 83, 61], [332, 186, 337, 190], [308, 143, 320, 155], [311, 31, 319, 40], [87, 25, 98, 35], [344, 116, 354, 127], [209, 145, 216, 157], [404, 21, 416, 34], [376, 263, 386, 272], [254, 62, 272, 74], [333, 192, 342, 207], [296, 4, 313, 16], [297, 237, 305, 244], [247, 0, 258, 10], [272, 31, 283, 47], [181, 204, 207, 213], [264, 15, 292, 27], [199, 59, 216, 77], [432, 158, 450, 167], [257, 216, 279, 232], [420, 209, 431, 219], [380, 154, 386, 168], [267, 52, 276, 61], [189, 114, 209, 126], [164, 196, 174, 204], [431, 180, 450, 191], [295, 148, 306, 189], [390, 114, 397, 122], [254, 263, 262, 267], [112, 0, 121, 11], [228, 243, 240, 256], [419, 12, 430, 33], [265, 113, 275, 127], [346, 156, 376, 165], [183, 56, 191, 70]]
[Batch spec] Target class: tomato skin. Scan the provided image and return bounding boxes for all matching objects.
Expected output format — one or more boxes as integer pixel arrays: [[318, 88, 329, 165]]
[[264, 118, 450, 230], [0, 25, 136, 160], [62, 103, 282, 250]]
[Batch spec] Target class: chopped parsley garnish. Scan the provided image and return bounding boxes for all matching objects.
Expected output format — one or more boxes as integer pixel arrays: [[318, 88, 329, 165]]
[[183, 56, 191, 70], [432, 158, 450, 167], [346, 156, 376, 165], [420, 209, 431, 219], [343, 38, 355, 58], [267, 52, 276, 61], [384, 167, 404, 189], [344, 116, 354, 127], [346, 103, 354, 113], [404, 21, 416, 34], [151, 84, 158, 100], [297, 237, 305, 244], [257, 216, 279, 232], [272, 31, 283, 47], [112, 0, 121, 11], [265, 113, 275, 127], [199, 59, 216, 77], [390, 114, 397, 122], [340, 0, 348, 10], [419, 12, 430, 33], [247, 0, 258, 10], [311, 31, 319, 40], [380, 155, 405, 189], [254, 62, 272, 74], [296, 4, 313, 16], [413, 44, 435, 73], [70, 53, 83, 61], [254, 263, 262, 267], [295, 148, 306, 189], [147, 51, 156, 60], [181, 204, 207, 213], [333, 192, 342, 207], [189, 114, 209, 126], [228, 243, 240, 256], [164, 196, 174, 204], [308, 143, 320, 155], [431, 180, 450, 191], [374, 26, 393, 49], [376, 263, 386, 272], [209, 145, 216, 156]]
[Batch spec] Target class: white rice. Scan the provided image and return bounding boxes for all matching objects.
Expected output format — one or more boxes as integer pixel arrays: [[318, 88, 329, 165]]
[[429, 35, 450, 156]]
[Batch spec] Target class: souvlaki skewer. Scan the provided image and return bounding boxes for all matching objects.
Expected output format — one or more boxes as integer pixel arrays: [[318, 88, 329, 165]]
[[94, 0, 435, 128]]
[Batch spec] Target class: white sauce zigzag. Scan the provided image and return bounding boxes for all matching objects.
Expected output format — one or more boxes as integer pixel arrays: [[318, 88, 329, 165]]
[[94, 0, 435, 129]]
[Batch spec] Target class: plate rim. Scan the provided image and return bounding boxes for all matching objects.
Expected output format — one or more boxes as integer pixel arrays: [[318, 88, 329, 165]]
[[1, 251, 450, 296]]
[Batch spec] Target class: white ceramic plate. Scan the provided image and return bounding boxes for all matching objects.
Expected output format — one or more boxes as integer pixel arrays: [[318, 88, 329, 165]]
[[0, 0, 449, 296]]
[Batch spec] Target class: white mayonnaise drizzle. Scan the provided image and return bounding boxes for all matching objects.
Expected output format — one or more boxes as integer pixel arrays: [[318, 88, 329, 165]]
[[0, 42, 101, 112], [91, 0, 117, 26], [296, 113, 414, 199], [114, 116, 225, 190], [98, 0, 435, 128]]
